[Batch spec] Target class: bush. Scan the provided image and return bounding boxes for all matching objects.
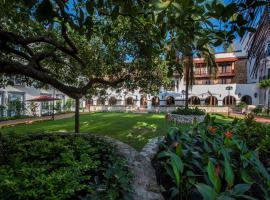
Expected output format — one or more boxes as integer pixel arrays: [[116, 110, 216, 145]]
[[0, 134, 132, 200], [172, 107, 205, 116], [153, 119, 270, 200]]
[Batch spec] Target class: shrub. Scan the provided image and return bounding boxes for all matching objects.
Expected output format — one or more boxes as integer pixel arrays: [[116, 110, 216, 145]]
[[172, 107, 205, 116], [0, 134, 132, 200], [153, 120, 270, 200]]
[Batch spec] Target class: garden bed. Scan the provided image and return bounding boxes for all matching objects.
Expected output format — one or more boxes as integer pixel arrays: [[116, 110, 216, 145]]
[[0, 133, 132, 200], [166, 107, 206, 124], [153, 115, 270, 200]]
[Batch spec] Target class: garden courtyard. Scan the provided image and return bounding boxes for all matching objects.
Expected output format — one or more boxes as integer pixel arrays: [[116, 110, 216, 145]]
[[1, 112, 191, 150]]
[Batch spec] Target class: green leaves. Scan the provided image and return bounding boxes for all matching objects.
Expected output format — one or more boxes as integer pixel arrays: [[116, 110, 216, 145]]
[[207, 160, 221, 192], [196, 183, 217, 200], [224, 155, 235, 188], [154, 0, 171, 10]]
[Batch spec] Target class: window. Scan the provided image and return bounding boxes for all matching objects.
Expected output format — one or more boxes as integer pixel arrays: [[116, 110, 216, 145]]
[[221, 78, 227, 84], [268, 68, 270, 79]]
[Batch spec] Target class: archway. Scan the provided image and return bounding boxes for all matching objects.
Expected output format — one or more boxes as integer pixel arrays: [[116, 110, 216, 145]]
[[108, 97, 117, 106], [152, 96, 160, 107], [140, 96, 147, 108], [223, 96, 236, 106], [188, 96, 200, 105], [205, 96, 218, 106], [241, 95, 252, 105], [166, 96, 175, 106], [126, 97, 134, 106]]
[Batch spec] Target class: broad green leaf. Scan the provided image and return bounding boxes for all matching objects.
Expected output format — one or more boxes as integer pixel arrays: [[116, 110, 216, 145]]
[[222, 150, 234, 187], [155, 0, 171, 10], [240, 169, 254, 184], [232, 184, 251, 196], [196, 183, 217, 200], [172, 2, 181, 10], [207, 160, 221, 192]]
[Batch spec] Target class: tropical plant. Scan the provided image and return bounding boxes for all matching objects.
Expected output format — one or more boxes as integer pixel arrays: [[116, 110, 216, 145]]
[[7, 99, 24, 117], [172, 107, 205, 116], [154, 120, 270, 200], [28, 101, 39, 116]]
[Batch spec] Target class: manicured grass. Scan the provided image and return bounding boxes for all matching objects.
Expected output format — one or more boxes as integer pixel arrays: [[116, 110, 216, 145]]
[[210, 113, 237, 123], [0, 112, 191, 150]]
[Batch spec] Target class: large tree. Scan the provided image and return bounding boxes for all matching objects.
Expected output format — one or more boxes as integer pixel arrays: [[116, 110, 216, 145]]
[[0, 0, 168, 132]]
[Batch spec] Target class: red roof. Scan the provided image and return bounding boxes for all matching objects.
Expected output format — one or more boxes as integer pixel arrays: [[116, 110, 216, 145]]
[[27, 96, 61, 102]]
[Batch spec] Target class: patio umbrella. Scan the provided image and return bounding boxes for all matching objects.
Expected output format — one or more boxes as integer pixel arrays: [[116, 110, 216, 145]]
[[27, 95, 61, 120]]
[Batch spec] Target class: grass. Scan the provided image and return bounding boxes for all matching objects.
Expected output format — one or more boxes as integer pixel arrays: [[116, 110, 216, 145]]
[[0, 112, 191, 150]]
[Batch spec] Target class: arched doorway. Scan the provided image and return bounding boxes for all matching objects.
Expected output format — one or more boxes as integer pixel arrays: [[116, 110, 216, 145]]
[[205, 96, 218, 106], [96, 98, 105, 106], [241, 95, 252, 105], [108, 97, 117, 106], [140, 96, 147, 108], [126, 97, 134, 106], [188, 96, 200, 105], [166, 96, 175, 106], [152, 96, 160, 107], [223, 96, 236, 106]]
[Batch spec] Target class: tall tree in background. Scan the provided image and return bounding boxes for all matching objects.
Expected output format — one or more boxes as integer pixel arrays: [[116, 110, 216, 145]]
[[0, 0, 168, 132], [151, 0, 268, 109]]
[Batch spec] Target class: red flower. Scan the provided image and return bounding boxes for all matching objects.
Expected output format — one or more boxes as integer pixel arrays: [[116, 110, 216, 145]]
[[208, 126, 217, 134], [224, 130, 233, 139]]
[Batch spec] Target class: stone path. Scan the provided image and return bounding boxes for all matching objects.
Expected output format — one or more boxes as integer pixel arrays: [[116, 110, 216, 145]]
[[102, 136, 164, 200], [0, 113, 74, 128]]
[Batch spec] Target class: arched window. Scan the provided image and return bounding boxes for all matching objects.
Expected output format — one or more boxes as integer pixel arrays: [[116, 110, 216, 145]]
[[188, 96, 201, 105], [223, 96, 236, 106], [166, 96, 175, 106], [96, 98, 105, 106], [205, 96, 218, 106], [241, 95, 252, 105], [140, 96, 147, 108], [152, 96, 160, 106], [126, 97, 134, 106], [108, 97, 117, 106]]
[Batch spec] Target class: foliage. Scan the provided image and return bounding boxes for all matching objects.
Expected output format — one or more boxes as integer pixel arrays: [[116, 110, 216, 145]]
[[259, 79, 270, 89], [171, 107, 205, 116], [252, 106, 263, 115], [7, 99, 24, 117], [64, 99, 75, 112], [0, 105, 5, 117], [236, 102, 247, 109], [28, 102, 39, 116], [55, 101, 62, 113], [0, 134, 132, 200], [231, 114, 270, 155], [154, 118, 270, 200]]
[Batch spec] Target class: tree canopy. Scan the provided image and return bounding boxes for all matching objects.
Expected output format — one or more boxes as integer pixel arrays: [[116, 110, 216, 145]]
[[0, 0, 169, 99]]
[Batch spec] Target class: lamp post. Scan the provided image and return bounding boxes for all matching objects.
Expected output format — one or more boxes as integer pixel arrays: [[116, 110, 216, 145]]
[[225, 86, 233, 117]]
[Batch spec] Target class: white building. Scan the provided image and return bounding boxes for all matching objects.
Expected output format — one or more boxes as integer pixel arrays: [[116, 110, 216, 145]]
[[0, 51, 264, 117]]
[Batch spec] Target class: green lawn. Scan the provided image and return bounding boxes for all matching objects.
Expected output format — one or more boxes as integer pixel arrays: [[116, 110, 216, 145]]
[[0, 112, 191, 150]]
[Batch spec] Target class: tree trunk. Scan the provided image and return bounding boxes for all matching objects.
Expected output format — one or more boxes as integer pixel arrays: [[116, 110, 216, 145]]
[[75, 98, 80, 133]]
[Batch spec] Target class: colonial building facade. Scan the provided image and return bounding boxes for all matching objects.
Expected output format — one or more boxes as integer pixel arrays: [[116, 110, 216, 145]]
[[0, 51, 264, 116]]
